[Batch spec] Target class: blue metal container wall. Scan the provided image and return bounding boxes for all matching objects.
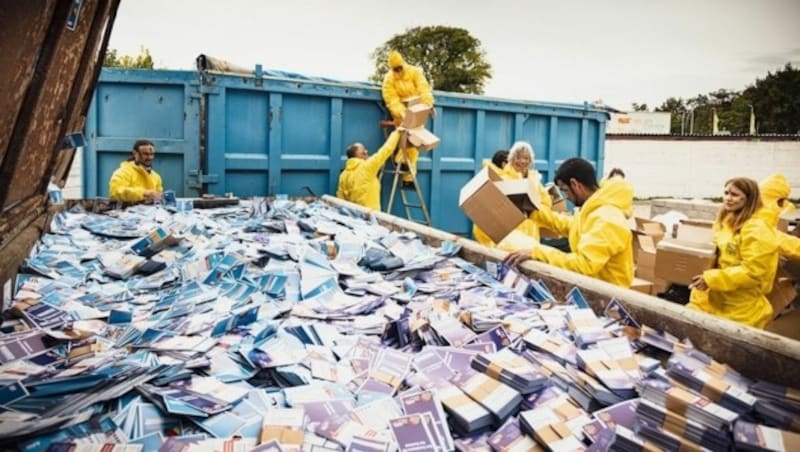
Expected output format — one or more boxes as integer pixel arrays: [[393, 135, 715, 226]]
[[83, 69, 201, 198], [85, 69, 607, 235]]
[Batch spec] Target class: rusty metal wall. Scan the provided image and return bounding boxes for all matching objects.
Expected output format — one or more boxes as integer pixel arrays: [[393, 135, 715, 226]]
[[0, 0, 121, 294]]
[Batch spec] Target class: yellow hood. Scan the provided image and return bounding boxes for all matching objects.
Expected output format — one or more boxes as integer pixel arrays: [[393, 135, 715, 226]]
[[388, 51, 405, 69], [582, 177, 634, 219], [760, 173, 795, 224]]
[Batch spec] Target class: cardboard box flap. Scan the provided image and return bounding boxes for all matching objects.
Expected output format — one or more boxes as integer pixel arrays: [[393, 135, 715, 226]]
[[634, 233, 657, 253], [406, 127, 440, 152], [460, 166, 526, 243], [496, 176, 542, 213], [657, 239, 716, 257], [635, 217, 667, 236], [676, 219, 714, 244], [459, 166, 502, 206], [402, 103, 432, 129]]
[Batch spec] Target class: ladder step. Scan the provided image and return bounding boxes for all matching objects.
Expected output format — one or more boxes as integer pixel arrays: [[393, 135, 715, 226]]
[[402, 203, 422, 209]]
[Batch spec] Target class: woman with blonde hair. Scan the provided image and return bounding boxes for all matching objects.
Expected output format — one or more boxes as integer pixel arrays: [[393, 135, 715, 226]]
[[687, 177, 780, 329]]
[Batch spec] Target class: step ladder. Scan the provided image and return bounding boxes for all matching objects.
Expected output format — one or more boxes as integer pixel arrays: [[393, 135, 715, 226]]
[[380, 121, 432, 226]]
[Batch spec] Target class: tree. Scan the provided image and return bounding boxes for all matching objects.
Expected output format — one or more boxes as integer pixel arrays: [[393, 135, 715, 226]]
[[653, 63, 800, 134], [103, 46, 154, 69], [631, 103, 649, 112], [369, 26, 492, 94], [744, 63, 800, 134], [655, 97, 687, 133]]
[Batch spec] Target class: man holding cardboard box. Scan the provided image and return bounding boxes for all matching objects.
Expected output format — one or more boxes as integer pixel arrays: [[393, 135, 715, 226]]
[[504, 158, 635, 288], [382, 51, 435, 187], [336, 130, 403, 211]]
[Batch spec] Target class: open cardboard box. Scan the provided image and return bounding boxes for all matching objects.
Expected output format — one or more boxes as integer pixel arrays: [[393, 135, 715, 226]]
[[675, 219, 714, 243], [654, 238, 716, 286], [495, 176, 542, 216], [460, 166, 542, 243], [630, 277, 654, 295], [400, 97, 440, 152], [633, 232, 657, 281]]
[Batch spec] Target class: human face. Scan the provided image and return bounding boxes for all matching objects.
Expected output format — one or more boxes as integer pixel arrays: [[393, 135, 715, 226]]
[[134, 144, 155, 168], [511, 152, 531, 175], [355, 144, 368, 160], [722, 183, 747, 212], [557, 179, 586, 207], [392, 65, 403, 73]]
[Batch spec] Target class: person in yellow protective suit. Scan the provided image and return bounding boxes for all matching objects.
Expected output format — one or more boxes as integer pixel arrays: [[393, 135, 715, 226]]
[[495, 142, 552, 250], [109, 139, 163, 203], [381, 50, 434, 187], [687, 177, 779, 329], [336, 130, 403, 211], [504, 157, 635, 288], [759, 173, 800, 259]]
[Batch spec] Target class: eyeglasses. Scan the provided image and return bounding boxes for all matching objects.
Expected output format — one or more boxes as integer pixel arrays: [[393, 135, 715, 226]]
[[392, 66, 403, 72]]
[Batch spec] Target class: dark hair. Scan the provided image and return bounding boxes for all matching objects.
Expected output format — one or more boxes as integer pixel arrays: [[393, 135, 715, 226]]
[[717, 177, 762, 233], [346, 143, 362, 159], [491, 150, 508, 168], [554, 158, 599, 190], [133, 139, 154, 151], [609, 168, 625, 178]]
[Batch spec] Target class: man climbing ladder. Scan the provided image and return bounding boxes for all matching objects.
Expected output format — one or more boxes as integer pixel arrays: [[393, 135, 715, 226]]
[[381, 50, 435, 188]]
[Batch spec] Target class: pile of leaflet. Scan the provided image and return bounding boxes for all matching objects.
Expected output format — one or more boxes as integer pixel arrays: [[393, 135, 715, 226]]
[[0, 198, 798, 452]]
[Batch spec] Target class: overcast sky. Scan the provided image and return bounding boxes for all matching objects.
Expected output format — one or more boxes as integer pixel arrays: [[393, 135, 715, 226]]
[[108, 0, 800, 110]]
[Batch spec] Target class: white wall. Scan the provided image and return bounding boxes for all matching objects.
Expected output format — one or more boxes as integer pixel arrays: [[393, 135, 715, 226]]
[[604, 139, 800, 199], [63, 147, 82, 199]]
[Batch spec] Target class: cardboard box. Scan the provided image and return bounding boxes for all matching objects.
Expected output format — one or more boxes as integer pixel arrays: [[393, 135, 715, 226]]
[[459, 166, 526, 243], [633, 232, 657, 281], [402, 103, 432, 129], [405, 127, 440, 152], [635, 218, 666, 244], [654, 239, 716, 286], [675, 219, 714, 243], [495, 177, 542, 216], [631, 277, 654, 295], [767, 271, 797, 318]]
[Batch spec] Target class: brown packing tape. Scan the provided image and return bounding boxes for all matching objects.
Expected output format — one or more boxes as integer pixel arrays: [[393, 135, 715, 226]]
[[665, 387, 693, 417], [553, 399, 583, 421], [486, 362, 504, 380], [470, 376, 501, 400], [660, 409, 690, 438], [260, 426, 305, 445], [368, 369, 401, 389], [642, 440, 664, 452], [786, 386, 800, 404], [676, 438, 703, 452], [444, 393, 475, 410], [699, 375, 729, 402], [782, 430, 800, 451], [705, 361, 729, 378]]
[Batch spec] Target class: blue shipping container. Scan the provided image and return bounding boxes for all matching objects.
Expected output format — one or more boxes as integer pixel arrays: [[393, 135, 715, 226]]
[[84, 68, 608, 235]]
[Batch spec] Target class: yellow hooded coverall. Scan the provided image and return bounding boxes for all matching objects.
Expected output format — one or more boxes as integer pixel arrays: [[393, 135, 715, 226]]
[[527, 178, 635, 287], [759, 173, 800, 259], [109, 161, 163, 202], [472, 163, 552, 249], [381, 51, 434, 183], [336, 131, 401, 211], [687, 213, 779, 329]]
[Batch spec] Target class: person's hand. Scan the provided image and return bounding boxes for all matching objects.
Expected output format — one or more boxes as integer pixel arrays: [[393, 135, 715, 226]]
[[144, 190, 162, 203], [690, 274, 708, 291], [504, 249, 533, 267]]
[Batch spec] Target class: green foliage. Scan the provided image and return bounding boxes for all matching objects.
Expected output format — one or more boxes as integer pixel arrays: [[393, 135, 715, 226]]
[[631, 103, 649, 111], [655, 64, 800, 134], [369, 26, 492, 94], [103, 46, 154, 69]]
